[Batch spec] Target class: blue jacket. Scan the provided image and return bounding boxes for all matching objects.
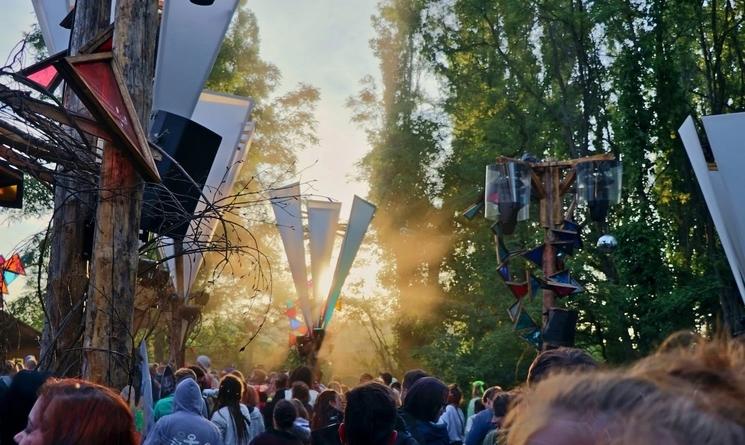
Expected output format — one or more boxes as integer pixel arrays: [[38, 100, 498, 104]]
[[144, 379, 223, 445], [464, 409, 494, 445]]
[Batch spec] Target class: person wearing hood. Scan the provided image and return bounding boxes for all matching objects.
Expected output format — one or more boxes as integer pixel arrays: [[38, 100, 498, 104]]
[[144, 378, 223, 445], [400, 377, 450, 445]]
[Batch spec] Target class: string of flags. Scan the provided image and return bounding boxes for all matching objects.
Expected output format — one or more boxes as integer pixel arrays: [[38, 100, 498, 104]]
[[497, 220, 584, 350], [0, 253, 27, 309]]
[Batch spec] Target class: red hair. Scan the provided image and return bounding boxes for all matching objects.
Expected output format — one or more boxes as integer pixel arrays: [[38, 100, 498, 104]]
[[37, 379, 138, 445]]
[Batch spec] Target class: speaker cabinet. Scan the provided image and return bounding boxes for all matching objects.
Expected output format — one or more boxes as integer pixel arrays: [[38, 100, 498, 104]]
[[141, 110, 222, 239], [543, 308, 578, 347]]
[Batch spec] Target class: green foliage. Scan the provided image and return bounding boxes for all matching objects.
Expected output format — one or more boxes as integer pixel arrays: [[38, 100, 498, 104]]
[[355, 0, 745, 384]]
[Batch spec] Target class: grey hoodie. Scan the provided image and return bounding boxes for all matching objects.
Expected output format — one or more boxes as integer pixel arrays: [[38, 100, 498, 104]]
[[144, 379, 223, 445]]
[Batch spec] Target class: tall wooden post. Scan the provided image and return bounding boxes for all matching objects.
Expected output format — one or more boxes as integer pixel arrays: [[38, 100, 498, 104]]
[[82, 0, 158, 388], [539, 164, 562, 330], [40, 0, 112, 376]]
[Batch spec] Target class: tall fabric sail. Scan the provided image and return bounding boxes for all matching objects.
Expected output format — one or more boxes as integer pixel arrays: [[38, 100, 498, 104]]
[[321, 196, 376, 328], [269, 183, 313, 329], [162, 92, 254, 299], [307, 200, 342, 325]]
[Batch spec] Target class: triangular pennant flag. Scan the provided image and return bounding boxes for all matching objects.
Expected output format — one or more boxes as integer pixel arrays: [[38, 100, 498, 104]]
[[544, 281, 579, 297], [54, 52, 160, 182], [4, 254, 25, 275], [289, 334, 297, 347], [286, 300, 294, 309], [563, 219, 580, 233], [529, 274, 543, 300], [462, 201, 483, 220], [554, 241, 576, 256], [290, 318, 302, 331], [521, 328, 542, 350], [285, 307, 297, 319], [3, 271, 19, 286], [570, 278, 584, 295], [515, 310, 538, 330], [551, 228, 579, 243], [507, 300, 521, 323], [307, 200, 342, 324], [523, 245, 544, 268], [497, 237, 510, 263], [498, 264, 510, 281], [506, 281, 529, 299], [297, 325, 309, 336], [549, 270, 571, 284], [19, 50, 67, 91]]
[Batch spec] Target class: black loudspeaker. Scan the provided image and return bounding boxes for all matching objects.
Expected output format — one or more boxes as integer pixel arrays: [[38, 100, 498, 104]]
[[141, 110, 222, 239], [0, 160, 23, 209], [543, 308, 578, 347]]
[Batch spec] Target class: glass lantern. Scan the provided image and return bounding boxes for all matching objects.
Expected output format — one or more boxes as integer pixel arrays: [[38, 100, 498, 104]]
[[575, 159, 622, 222], [485, 162, 532, 233]]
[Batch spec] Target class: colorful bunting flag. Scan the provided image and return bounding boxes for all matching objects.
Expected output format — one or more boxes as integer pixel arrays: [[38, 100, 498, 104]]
[[507, 300, 521, 323], [529, 274, 543, 300], [462, 201, 483, 220], [506, 281, 529, 299], [290, 318, 302, 331], [521, 328, 542, 350], [285, 307, 297, 319], [0, 253, 26, 307], [498, 264, 510, 281], [562, 219, 580, 233], [523, 245, 544, 268], [543, 281, 579, 297], [515, 310, 538, 331]]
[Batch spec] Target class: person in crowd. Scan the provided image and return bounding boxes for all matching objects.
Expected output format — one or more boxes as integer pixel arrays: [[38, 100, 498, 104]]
[[0, 360, 15, 398], [0, 369, 51, 444], [439, 384, 465, 445], [400, 377, 449, 445], [153, 367, 198, 421], [526, 347, 598, 387], [211, 374, 264, 445], [144, 378, 222, 445], [463, 386, 502, 445], [23, 355, 37, 371], [120, 385, 145, 433], [401, 369, 428, 400], [380, 372, 394, 387], [284, 366, 319, 406], [14, 378, 138, 445], [339, 382, 399, 445], [291, 381, 314, 416], [197, 354, 219, 388], [311, 389, 344, 430], [358, 373, 374, 385], [288, 399, 311, 444], [464, 400, 484, 436], [479, 391, 517, 445], [250, 399, 303, 445], [310, 390, 344, 445], [263, 372, 290, 431], [465, 381, 484, 419]]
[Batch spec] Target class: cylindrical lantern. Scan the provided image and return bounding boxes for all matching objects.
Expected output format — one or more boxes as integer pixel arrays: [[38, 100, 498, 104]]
[[575, 160, 623, 222], [485, 162, 532, 233]]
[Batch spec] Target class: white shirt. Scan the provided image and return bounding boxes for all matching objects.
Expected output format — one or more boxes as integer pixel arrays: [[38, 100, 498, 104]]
[[439, 404, 465, 443]]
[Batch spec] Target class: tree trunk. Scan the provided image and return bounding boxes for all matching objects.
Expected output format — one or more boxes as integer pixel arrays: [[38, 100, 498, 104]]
[[40, 0, 112, 376], [82, 0, 158, 388]]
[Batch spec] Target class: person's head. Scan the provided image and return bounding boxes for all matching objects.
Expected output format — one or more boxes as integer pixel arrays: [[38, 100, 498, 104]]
[[23, 355, 37, 371], [447, 384, 462, 406], [0, 370, 50, 443], [250, 368, 267, 385], [273, 399, 297, 431], [229, 369, 245, 382], [173, 378, 205, 415], [379, 372, 393, 386], [473, 399, 485, 414], [527, 347, 598, 387], [292, 381, 310, 404], [390, 381, 402, 393], [340, 382, 398, 445], [14, 378, 137, 445], [244, 384, 260, 407], [1, 359, 14, 376], [174, 367, 197, 384], [291, 398, 310, 420], [195, 355, 211, 371], [328, 380, 343, 394], [403, 377, 448, 423], [471, 380, 485, 398], [216, 375, 250, 443], [358, 373, 374, 384], [275, 372, 289, 390], [289, 366, 313, 387], [401, 369, 428, 399], [188, 365, 210, 390], [482, 385, 503, 405], [312, 389, 342, 429], [491, 391, 515, 419]]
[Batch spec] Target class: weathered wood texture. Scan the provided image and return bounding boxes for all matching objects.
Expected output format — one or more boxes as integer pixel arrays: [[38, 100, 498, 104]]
[[41, 0, 112, 377], [82, 0, 158, 388]]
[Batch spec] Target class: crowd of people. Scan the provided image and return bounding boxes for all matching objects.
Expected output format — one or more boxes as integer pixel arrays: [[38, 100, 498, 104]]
[[0, 332, 743, 445]]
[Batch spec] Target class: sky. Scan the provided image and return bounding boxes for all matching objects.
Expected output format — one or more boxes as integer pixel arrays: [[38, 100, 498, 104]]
[[0, 0, 381, 295]]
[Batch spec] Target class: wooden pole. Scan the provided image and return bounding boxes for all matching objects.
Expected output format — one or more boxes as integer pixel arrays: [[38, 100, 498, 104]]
[[539, 164, 562, 335], [40, 0, 112, 376], [82, 0, 158, 388]]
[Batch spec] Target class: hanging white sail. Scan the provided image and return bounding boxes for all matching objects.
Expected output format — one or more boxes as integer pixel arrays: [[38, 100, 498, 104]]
[[321, 196, 376, 328], [269, 183, 313, 329], [307, 200, 341, 325]]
